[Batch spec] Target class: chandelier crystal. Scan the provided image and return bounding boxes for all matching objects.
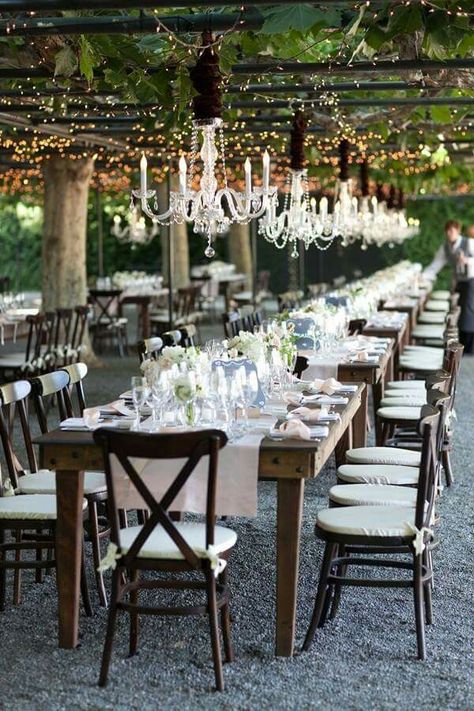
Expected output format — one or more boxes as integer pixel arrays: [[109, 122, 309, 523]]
[[111, 206, 159, 246], [131, 34, 277, 258]]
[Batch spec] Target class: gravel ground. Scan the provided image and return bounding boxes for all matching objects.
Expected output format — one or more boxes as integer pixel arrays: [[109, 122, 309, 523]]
[[0, 347, 473, 711]]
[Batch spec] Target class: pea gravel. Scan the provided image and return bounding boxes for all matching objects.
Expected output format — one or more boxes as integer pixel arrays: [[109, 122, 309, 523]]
[[0, 352, 473, 711]]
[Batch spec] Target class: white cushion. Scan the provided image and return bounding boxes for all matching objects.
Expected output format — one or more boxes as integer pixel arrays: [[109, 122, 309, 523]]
[[338, 463, 419, 485], [0, 494, 58, 520], [412, 326, 445, 338], [380, 396, 426, 407], [399, 358, 443, 371], [317, 505, 417, 537], [418, 313, 446, 324], [346, 446, 421, 467], [17, 469, 107, 496], [425, 301, 449, 312], [386, 380, 426, 390], [431, 290, 451, 300], [377, 406, 422, 420], [119, 521, 237, 560], [329, 484, 418, 507]]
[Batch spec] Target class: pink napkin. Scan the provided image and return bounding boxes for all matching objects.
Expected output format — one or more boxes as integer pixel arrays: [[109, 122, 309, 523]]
[[290, 406, 329, 422], [278, 419, 312, 440], [282, 391, 303, 406], [312, 377, 342, 395]]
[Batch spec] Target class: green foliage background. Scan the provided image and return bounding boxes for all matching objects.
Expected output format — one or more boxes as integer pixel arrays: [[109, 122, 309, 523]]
[[1, 194, 474, 293]]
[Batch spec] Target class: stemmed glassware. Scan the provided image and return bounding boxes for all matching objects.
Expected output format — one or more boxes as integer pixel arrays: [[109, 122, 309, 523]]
[[237, 367, 258, 431], [131, 376, 149, 431]]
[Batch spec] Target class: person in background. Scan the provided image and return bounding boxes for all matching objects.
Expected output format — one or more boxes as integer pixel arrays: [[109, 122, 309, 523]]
[[423, 219, 474, 354]]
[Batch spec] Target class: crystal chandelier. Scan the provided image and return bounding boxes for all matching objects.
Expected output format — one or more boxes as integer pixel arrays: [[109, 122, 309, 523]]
[[111, 206, 159, 246], [259, 111, 338, 257], [131, 33, 277, 258], [330, 139, 360, 246]]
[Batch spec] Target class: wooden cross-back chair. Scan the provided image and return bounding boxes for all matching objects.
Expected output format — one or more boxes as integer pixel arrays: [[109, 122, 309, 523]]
[[88, 289, 128, 357], [0, 379, 92, 614], [61, 362, 88, 416], [303, 406, 440, 660], [30, 369, 110, 606], [71, 305, 90, 361], [222, 311, 243, 339], [0, 313, 47, 381], [137, 336, 164, 363], [92, 427, 235, 691]]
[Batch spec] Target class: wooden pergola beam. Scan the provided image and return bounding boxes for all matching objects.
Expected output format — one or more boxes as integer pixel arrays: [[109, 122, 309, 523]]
[[231, 58, 474, 75]]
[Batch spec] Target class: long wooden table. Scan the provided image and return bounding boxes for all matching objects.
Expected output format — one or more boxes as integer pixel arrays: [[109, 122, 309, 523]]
[[34, 383, 366, 658]]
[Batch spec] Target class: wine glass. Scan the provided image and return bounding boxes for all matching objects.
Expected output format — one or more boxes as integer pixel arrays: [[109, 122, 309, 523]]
[[239, 368, 258, 431], [131, 376, 148, 431]]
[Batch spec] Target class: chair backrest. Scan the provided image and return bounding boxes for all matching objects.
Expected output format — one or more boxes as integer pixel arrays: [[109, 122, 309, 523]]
[[137, 336, 164, 363], [71, 306, 90, 356], [30, 370, 70, 433], [93, 428, 227, 570], [180, 324, 197, 348], [348, 318, 367, 336], [0, 380, 37, 488], [61, 362, 88, 416], [24, 313, 46, 363], [54, 308, 74, 350], [414, 406, 440, 532], [88, 289, 122, 323], [222, 311, 242, 339], [161, 329, 182, 347]]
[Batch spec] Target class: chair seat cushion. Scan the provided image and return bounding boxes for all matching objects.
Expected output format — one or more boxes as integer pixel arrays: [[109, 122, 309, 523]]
[[119, 521, 237, 561], [431, 290, 451, 300], [17, 470, 107, 496], [0, 494, 58, 520], [418, 312, 446, 324], [386, 380, 426, 390], [317, 505, 417, 537], [337, 463, 420, 485], [329, 484, 418, 507], [346, 446, 421, 466], [425, 301, 449, 312], [377, 406, 422, 420], [399, 357, 443, 371], [412, 325, 445, 338], [380, 396, 426, 407]]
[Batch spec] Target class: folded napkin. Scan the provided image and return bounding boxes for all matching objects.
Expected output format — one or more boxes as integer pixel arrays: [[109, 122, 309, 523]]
[[101, 399, 136, 417], [311, 377, 342, 395], [277, 419, 312, 440], [302, 393, 349, 405], [289, 405, 329, 422], [282, 391, 303, 406]]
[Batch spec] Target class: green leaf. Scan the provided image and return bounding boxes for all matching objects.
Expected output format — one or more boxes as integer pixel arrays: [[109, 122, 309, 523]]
[[430, 105, 452, 124], [262, 4, 340, 33], [364, 25, 387, 52], [387, 5, 423, 35], [79, 36, 95, 83], [54, 45, 78, 78]]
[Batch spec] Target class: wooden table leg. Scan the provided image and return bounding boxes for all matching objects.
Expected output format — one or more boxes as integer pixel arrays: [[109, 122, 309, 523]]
[[276, 477, 304, 657], [56, 469, 84, 649], [352, 384, 368, 448], [373, 380, 384, 445]]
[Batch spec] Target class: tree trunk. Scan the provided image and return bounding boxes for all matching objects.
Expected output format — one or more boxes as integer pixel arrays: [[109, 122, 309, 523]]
[[228, 222, 253, 282], [158, 176, 190, 289], [42, 155, 94, 310]]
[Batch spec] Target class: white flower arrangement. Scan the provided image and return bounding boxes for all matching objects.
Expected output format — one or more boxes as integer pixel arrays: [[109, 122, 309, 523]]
[[227, 331, 266, 363], [140, 357, 160, 386], [173, 373, 196, 404]]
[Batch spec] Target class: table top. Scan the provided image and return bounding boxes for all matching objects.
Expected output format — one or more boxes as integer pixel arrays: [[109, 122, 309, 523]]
[[33, 384, 365, 478]]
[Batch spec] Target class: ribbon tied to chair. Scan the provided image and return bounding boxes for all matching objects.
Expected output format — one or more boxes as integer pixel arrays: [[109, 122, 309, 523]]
[[404, 522, 433, 556]]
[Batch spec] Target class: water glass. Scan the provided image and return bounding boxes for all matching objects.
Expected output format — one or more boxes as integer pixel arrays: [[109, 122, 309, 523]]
[[131, 376, 148, 430]]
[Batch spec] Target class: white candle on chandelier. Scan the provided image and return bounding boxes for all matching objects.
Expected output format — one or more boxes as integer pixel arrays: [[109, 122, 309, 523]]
[[244, 157, 252, 196], [262, 150, 270, 191], [310, 197, 317, 215], [179, 155, 187, 195], [320, 196, 328, 220], [140, 153, 148, 194]]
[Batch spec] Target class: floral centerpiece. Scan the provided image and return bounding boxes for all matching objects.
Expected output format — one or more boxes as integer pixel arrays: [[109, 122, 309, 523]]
[[226, 331, 266, 362]]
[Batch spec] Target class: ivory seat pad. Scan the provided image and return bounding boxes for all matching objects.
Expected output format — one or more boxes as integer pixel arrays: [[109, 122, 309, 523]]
[[425, 301, 449, 312], [431, 290, 451, 300], [0, 494, 86, 519], [119, 521, 237, 560], [329, 484, 418, 507], [317, 505, 417, 537], [17, 469, 106, 496], [418, 313, 446, 324], [337, 463, 419, 485], [346, 446, 421, 467], [412, 326, 445, 338], [377, 406, 422, 420], [380, 396, 426, 407], [386, 380, 426, 389]]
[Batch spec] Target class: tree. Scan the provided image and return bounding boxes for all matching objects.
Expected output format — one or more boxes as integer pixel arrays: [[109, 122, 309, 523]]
[[42, 154, 95, 310]]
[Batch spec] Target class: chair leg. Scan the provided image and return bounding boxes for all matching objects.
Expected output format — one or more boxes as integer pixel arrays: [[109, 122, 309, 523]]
[[13, 531, 22, 605], [0, 530, 6, 612], [423, 550, 433, 625], [219, 567, 234, 664], [99, 570, 120, 687], [442, 448, 454, 487], [81, 547, 93, 618], [413, 553, 426, 660], [129, 569, 139, 657], [88, 500, 108, 607], [329, 544, 347, 620], [302, 542, 336, 652], [35, 545, 43, 584], [206, 569, 224, 691]]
